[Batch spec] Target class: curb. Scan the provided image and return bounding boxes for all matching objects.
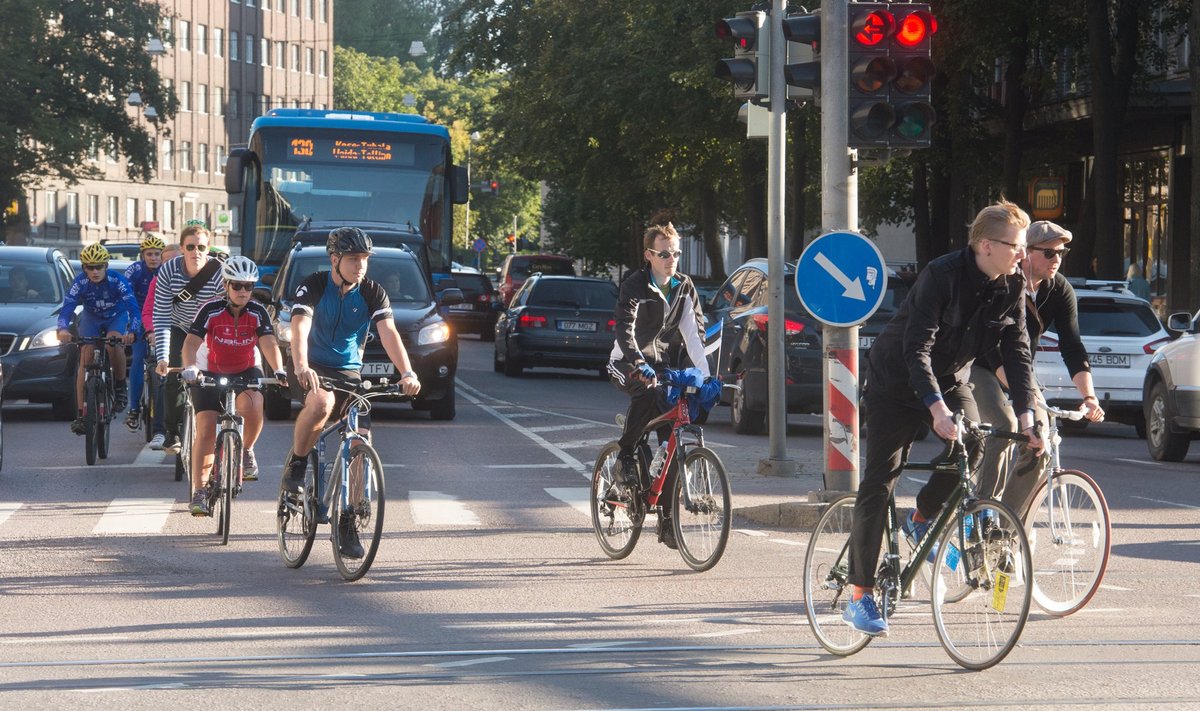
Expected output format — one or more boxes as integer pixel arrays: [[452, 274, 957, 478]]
[[734, 501, 826, 530]]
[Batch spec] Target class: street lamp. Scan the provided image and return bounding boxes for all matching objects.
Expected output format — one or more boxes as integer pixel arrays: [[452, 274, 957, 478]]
[[466, 131, 481, 268], [126, 92, 143, 106]]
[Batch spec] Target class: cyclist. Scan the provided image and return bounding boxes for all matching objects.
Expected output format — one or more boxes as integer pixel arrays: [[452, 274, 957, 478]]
[[123, 233, 166, 432], [180, 256, 286, 516], [56, 243, 140, 435], [153, 222, 226, 454], [280, 227, 421, 558], [845, 200, 1045, 637], [971, 220, 1105, 521], [140, 243, 180, 449], [606, 222, 709, 550]]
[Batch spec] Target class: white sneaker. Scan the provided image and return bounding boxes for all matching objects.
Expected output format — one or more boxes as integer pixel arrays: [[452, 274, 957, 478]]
[[149, 433, 166, 450]]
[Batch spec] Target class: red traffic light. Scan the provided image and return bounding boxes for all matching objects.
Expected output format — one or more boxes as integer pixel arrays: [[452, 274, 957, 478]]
[[490, 180, 499, 194], [505, 233, 516, 243], [895, 11, 936, 47], [716, 16, 758, 50], [853, 10, 895, 47]]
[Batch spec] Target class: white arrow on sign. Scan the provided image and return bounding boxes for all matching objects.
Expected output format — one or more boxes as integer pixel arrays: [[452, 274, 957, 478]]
[[814, 252, 865, 301]]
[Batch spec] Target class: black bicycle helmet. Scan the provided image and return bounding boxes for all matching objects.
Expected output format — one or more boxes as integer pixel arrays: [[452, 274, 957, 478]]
[[327, 226, 374, 255]]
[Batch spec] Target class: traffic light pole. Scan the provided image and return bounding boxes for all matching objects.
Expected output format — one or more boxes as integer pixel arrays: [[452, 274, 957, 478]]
[[820, 0, 860, 494]]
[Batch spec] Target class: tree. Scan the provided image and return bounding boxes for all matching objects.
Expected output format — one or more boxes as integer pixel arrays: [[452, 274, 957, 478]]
[[0, 0, 176, 235], [334, 0, 451, 66]]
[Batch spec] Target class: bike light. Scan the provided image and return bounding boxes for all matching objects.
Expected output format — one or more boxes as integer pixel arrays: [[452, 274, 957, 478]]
[[418, 321, 451, 345], [27, 327, 62, 350]]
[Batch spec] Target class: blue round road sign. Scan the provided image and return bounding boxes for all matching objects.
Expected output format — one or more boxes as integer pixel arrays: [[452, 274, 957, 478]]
[[472, 238, 487, 253], [795, 230, 888, 327]]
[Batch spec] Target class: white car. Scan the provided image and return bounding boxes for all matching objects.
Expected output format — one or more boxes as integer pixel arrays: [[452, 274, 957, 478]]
[[1035, 285, 1169, 436], [1144, 310, 1200, 460]]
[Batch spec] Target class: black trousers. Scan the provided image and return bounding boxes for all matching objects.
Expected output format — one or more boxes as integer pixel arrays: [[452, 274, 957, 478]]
[[848, 380, 983, 589], [608, 361, 675, 514], [164, 326, 188, 442]]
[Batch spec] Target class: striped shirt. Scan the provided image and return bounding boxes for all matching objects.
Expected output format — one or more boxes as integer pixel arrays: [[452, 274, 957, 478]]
[[153, 255, 225, 363]]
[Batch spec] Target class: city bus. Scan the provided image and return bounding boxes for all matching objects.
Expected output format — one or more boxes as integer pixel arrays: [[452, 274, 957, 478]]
[[223, 108, 468, 281]]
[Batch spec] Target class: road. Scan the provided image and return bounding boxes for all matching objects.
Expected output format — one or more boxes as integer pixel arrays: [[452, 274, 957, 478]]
[[1, 337, 1198, 709]]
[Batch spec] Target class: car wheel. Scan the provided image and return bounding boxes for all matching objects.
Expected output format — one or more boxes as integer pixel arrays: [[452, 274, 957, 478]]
[[502, 340, 523, 377], [730, 377, 766, 435], [51, 394, 76, 421], [264, 385, 292, 421], [493, 348, 503, 373], [1146, 380, 1190, 461], [429, 382, 456, 420]]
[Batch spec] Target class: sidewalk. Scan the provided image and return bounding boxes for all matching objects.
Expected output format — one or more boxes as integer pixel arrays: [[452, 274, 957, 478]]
[[721, 440, 833, 530]]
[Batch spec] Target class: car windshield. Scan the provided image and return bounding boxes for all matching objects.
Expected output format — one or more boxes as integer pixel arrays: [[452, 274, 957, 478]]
[[510, 258, 574, 280], [284, 255, 430, 306], [528, 280, 617, 310], [1077, 300, 1161, 337], [0, 263, 61, 304]]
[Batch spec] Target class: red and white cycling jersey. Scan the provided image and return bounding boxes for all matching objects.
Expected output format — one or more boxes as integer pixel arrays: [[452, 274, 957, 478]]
[[187, 297, 275, 375]]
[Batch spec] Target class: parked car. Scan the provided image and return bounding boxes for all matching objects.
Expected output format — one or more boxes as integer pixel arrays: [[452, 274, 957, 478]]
[[0, 247, 79, 419], [445, 270, 503, 341], [497, 254, 576, 306], [1037, 286, 1169, 436], [265, 245, 463, 420], [1143, 309, 1200, 460], [690, 278, 723, 310], [493, 275, 618, 377]]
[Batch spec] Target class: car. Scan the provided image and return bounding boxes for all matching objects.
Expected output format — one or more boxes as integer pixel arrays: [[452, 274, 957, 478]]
[[265, 244, 463, 420], [445, 270, 503, 341], [1037, 286, 1169, 436], [493, 274, 618, 377], [856, 268, 911, 353], [1143, 309, 1200, 460], [497, 254, 576, 306], [97, 242, 144, 261], [0, 246, 80, 419], [690, 278, 723, 310]]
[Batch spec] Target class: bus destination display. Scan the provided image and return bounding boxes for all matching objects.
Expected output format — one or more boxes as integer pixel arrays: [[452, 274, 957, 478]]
[[287, 137, 408, 164]]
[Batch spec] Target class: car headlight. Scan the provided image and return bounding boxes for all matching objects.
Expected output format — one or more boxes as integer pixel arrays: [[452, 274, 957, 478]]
[[417, 321, 451, 345], [27, 327, 63, 350], [275, 311, 291, 344]]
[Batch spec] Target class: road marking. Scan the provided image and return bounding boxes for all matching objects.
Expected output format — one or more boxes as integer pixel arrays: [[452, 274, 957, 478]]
[[555, 438, 618, 450], [408, 491, 481, 526], [444, 622, 560, 629], [92, 498, 174, 534], [1115, 457, 1163, 466], [546, 487, 591, 517], [458, 383, 590, 477], [525, 422, 597, 433], [31, 464, 175, 471], [735, 529, 768, 537], [1077, 607, 1124, 614], [427, 656, 512, 668], [0, 503, 21, 527], [768, 538, 803, 546], [568, 641, 634, 649], [501, 412, 540, 419], [484, 463, 574, 469], [1099, 584, 1132, 591], [134, 445, 170, 466], [0, 633, 132, 645], [1131, 495, 1200, 510], [692, 629, 757, 638]]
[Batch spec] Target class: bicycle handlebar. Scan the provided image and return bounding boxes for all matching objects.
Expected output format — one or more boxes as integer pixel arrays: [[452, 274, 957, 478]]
[[74, 335, 125, 346], [316, 376, 413, 401], [193, 375, 281, 389], [1034, 394, 1087, 422]]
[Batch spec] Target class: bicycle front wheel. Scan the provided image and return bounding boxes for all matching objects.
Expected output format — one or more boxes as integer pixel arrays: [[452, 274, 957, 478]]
[[1027, 470, 1111, 616], [277, 451, 318, 568], [214, 430, 240, 546], [84, 378, 100, 466], [590, 442, 643, 559], [97, 383, 111, 460], [803, 494, 873, 656], [930, 499, 1032, 670], [672, 446, 731, 572], [331, 443, 386, 581]]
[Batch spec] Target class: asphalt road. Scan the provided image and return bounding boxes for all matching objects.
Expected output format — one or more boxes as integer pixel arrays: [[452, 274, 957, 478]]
[[1, 336, 1198, 709]]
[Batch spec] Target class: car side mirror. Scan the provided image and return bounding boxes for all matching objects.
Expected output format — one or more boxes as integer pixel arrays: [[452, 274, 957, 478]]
[[251, 287, 272, 303], [439, 288, 465, 306], [1166, 311, 1193, 337]]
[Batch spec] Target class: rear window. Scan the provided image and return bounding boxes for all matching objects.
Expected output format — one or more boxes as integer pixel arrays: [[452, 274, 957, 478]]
[[509, 258, 574, 280], [528, 280, 618, 310], [1077, 299, 1161, 337], [284, 255, 430, 305], [453, 273, 494, 295]]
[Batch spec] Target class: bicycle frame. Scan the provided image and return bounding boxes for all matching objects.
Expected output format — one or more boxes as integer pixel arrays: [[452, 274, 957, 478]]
[[312, 399, 372, 525], [79, 336, 120, 420], [636, 390, 706, 509]]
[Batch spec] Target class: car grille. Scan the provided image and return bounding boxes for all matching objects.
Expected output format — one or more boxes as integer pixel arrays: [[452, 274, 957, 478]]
[[0, 333, 16, 356]]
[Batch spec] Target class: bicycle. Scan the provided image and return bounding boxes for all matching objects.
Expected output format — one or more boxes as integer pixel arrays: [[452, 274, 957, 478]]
[[590, 370, 731, 572], [803, 413, 1034, 670], [76, 335, 123, 466], [190, 374, 280, 545], [276, 377, 401, 581], [131, 333, 160, 443]]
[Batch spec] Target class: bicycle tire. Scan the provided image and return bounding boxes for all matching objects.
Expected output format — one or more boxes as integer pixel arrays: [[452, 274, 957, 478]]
[[1027, 469, 1111, 616], [277, 451, 319, 568], [176, 400, 194, 488], [214, 430, 240, 546], [331, 442, 386, 581], [803, 494, 874, 656], [84, 378, 100, 466], [96, 380, 111, 460], [142, 368, 154, 443], [590, 442, 643, 559], [672, 446, 731, 572], [930, 498, 1032, 670]]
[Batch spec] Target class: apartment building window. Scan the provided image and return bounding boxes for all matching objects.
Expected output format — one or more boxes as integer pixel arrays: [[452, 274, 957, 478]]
[[87, 144, 100, 162], [144, 199, 156, 224], [230, 30, 238, 61], [198, 144, 209, 173], [304, 47, 313, 74], [106, 141, 118, 164], [107, 196, 118, 226], [306, 0, 313, 19], [318, 50, 327, 77], [179, 20, 190, 51], [162, 138, 173, 171], [215, 146, 226, 175], [162, 17, 173, 48], [45, 191, 58, 224], [290, 0, 298, 16], [275, 41, 284, 69], [318, 0, 326, 22], [261, 38, 270, 67], [261, 95, 270, 115], [181, 141, 193, 172], [247, 93, 256, 117], [290, 44, 299, 72], [214, 27, 223, 58], [125, 198, 137, 228], [163, 201, 175, 231], [262, 0, 270, 9], [196, 24, 206, 55], [229, 90, 238, 117], [246, 0, 255, 6], [66, 193, 78, 225], [214, 87, 224, 116], [198, 84, 207, 114], [180, 80, 191, 111], [86, 194, 98, 225], [246, 34, 254, 64]]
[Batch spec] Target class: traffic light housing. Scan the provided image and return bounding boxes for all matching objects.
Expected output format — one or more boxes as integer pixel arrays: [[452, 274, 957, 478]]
[[846, 3, 936, 149], [489, 179, 500, 195], [715, 10, 769, 102], [783, 9, 821, 100]]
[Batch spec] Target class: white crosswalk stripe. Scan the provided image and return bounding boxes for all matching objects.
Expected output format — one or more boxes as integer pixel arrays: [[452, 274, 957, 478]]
[[0, 503, 21, 527], [545, 487, 591, 518], [409, 491, 482, 526], [92, 498, 175, 534]]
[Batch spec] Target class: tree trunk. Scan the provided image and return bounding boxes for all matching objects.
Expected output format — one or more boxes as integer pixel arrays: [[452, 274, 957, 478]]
[[788, 108, 810, 261], [698, 185, 726, 281], [1002, 21, 1030, 201], [1190, 0, 1200, 306], [912, 157, 931, 261], [741, 143, 768, 260]]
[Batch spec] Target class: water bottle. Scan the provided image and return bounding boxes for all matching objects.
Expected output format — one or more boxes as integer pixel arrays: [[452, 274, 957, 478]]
[[648, 442, 669, 482]]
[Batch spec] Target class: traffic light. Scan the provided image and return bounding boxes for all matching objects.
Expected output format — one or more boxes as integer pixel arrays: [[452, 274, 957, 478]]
[[715, 10, 769, 102], [846, 3, 936, 149], [489, 179, 500, 195], [783, 9, 821, 100]]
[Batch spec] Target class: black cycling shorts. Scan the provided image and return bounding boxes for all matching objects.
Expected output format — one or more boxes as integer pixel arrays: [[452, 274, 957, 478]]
[[288, 363, 368, 426], [190, 367, 264, 413]]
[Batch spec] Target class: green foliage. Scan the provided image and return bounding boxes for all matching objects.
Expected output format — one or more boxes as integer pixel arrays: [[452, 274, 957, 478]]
[[334, 0, 451, 66], [0, 0, 176, 203]]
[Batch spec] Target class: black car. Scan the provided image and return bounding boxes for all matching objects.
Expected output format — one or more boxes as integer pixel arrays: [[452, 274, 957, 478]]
[[445, 270, 502, 341], [0, 247, 80, 419], [493, 275, 618, 377], [265, 245, 463, 420]]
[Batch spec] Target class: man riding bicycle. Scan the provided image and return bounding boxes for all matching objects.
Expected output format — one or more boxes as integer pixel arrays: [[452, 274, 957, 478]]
[[280, 227, 421, 558], [57, 243, 140, 435], [607, 222, 709, 550], [180, 256, 286, 516], [123, 233, 165, 432]]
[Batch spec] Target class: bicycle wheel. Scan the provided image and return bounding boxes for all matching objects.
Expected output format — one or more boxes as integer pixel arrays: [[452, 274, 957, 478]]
[[214, 430, 240, 546], [96, 381, 111, 460], [590, 442, 643, 559], [141, 370, 154, 443], [672, 446, 731, 572], [176, 401, 194, 489], [803, 494, 874, 656], [1027, 470, 1111, 616], [84, 378, 100, 466], [277, 451, 319, 568], [930, 499, 1032, 670], [331, 442, 386, 581]]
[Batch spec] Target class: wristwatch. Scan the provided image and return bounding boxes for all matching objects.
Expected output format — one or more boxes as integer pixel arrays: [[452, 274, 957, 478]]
[[400, 370, 417, 380]]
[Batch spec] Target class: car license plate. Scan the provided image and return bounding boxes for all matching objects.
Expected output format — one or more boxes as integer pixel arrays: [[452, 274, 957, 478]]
[[1091, 353, 1130, 368], [449, 303, 474, 311], [859, 336, 876, 349], [362, 362, 395, 376], [559, 320, 597, 332]]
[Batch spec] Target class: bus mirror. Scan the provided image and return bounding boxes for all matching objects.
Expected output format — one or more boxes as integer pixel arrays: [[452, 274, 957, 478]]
[[224, 148, 251, 195], [451, 165, 469, 205]]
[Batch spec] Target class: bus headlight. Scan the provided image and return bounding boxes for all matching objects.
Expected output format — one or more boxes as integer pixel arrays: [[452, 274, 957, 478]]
[[417, 322, 450, 345]]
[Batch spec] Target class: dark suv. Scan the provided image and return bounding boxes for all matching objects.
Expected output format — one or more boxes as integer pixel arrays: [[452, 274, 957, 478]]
[[265, 245, 462, 420], [497, 254, 576, 306], [493, 275, 618, 377], [445, 270, 503, 341]]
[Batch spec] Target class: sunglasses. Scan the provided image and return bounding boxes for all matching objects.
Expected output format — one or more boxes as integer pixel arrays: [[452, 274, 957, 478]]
[[1038, 247, 1070, 259], [183, 243, 208, 252], [228, 282, 255, 292], [650, 249, 682, 260], [83, 263, 107, 271], [988, 238, 1027, 251]]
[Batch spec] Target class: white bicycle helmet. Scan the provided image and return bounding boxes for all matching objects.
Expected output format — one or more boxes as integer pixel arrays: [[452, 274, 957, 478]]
[[221, 255, 259, 283]]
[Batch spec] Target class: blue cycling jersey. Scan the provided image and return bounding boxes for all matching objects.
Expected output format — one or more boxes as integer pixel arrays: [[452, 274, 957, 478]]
[[291, 271, 391, 370], [58, 270, 141, 332], [123, 260, 159, 308]]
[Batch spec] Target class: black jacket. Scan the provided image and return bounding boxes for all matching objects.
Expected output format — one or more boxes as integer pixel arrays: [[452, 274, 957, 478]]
[[982, 271, 1091, 379], [608, 265, 709, 375], [867, 247, 1036, 413]]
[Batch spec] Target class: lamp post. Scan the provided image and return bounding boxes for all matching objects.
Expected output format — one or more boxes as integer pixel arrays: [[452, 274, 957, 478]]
[[466, 131, 480, 268]]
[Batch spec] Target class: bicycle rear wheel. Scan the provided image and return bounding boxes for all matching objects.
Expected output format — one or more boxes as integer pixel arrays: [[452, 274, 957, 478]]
[[277, 451, 319, 568], [590, 442, 643, 559], [331, 442, 386, 581], [84, 378, 100, 466], [96, 382, 111, 460], [214, 430, 240, 546], [672, 446, 730, 572], [803, 495, 873, 656], [930, 499, 1032, 670], [175, 400, 194, 490], [1027, 469, 1111, 616], [141, 369, 155, 443]]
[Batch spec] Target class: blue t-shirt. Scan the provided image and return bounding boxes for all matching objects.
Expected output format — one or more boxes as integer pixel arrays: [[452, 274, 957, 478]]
[[291, 271, 391, 370], [59, 270, 141, 330], [123, 260, 159, 308]]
